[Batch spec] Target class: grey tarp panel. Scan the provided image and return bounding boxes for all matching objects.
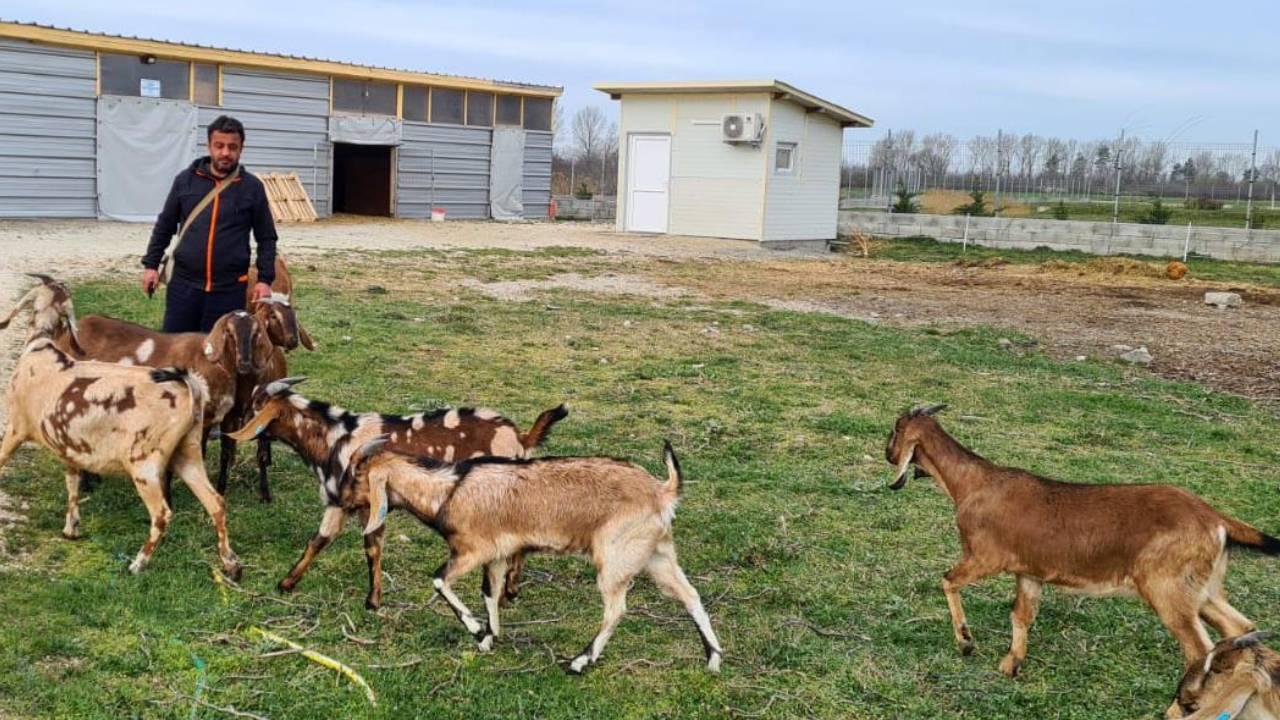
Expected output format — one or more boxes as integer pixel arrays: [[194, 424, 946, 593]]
[[489, 127, 524, 220], [96, 95, 198, 222], [0, 38, 98, 218], [329, 115, 402, 145]]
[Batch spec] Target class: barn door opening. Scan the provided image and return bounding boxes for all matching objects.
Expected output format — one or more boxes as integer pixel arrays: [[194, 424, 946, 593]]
[[332, 142, 392, 216]]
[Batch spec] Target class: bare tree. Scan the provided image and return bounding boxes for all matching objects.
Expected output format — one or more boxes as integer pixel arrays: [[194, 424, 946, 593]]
[[916, 133, 958, 185], [572, 106, 608, 165]]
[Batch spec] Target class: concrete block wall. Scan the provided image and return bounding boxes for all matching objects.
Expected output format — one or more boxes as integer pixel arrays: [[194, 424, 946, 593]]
[[554, 194, 616, 221], [839, 212, 1280, 263]]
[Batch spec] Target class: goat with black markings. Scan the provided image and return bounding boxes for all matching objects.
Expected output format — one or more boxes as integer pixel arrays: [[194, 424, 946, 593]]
[[885, 404, 1280, 678], [0, 275, 242, 579], [336, 436, 723, 674], [227, 377, 567, 605]]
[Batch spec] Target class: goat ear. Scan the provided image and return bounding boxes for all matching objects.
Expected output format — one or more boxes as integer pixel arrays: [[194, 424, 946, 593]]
[[889, 444, 916, 490], [227, 404, 279, 441], [298, 321, 316, 351], [204, 314, 231, 361], [363, 474, 389, 536]]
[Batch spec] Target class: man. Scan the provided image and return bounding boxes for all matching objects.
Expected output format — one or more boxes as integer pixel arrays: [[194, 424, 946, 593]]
[[142, 115, 277, 332]]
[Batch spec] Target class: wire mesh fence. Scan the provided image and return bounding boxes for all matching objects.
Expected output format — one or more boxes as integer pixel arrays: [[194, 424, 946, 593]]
[[842, 130, 1279, 228]]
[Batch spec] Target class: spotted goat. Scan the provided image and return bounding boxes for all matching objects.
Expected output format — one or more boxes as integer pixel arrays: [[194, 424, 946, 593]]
[[1168, 631, 1280, 719], [0, 274, 242, 579], [336, 437, 723, 675], [227, 377, 568, 605], [885, 404, 1280, 678]]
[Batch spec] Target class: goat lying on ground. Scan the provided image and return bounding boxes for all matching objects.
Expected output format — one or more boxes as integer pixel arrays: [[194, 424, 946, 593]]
[[227, 377, 567, 605], [1168, 631, 1280, 719], [885, 404, 1280, 677], [337, 436, 723, 674], [0, 275, 241, 579]]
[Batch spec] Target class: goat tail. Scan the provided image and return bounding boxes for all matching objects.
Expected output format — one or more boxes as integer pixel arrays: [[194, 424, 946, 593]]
[[520, 404, 569, 451], [661, 440, 683, 503], [1223, 516, 1280, 556], [150, 367, 206, 427]]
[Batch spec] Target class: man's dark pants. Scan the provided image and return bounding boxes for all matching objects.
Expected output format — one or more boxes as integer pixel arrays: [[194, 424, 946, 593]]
[[163, 278, 247, 333]]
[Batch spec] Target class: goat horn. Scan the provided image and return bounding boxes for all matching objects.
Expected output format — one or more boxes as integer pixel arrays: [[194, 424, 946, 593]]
[[1235, 631, 1273, 648], [911, 404, 948, 417], [264, 376, 307, 396], [23, 273, 56, 285]]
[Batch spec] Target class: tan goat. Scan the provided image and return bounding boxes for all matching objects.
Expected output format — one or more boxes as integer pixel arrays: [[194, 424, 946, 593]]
[[885, 405, 1280, 677], [1168, 631, 1280, 719], [246, 256, 314, 351], [227, 377, 567, 606], [0, 276, 242, 579], [337, 437, 723, 674]]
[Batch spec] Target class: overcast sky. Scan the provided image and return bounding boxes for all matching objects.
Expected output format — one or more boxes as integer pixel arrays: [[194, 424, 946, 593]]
[[6, 1, 1278, 147]]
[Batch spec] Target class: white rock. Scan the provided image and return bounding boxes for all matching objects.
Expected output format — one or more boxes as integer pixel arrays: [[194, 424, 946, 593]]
[[1205, 292, 1242, 309], [1120, 346, 1153, 364]]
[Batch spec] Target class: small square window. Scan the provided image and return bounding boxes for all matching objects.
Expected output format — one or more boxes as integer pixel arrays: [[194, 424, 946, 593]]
[[776, 142, 797, 174]]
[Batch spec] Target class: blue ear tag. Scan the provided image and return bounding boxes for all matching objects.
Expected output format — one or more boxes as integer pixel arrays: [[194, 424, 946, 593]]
[[253, 424, 266, 438], [377, 493, 388, 525], [1217, 713, 1232, 720]]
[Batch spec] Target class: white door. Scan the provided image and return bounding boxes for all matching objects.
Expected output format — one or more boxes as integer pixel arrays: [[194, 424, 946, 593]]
[[626, 134, 671, 233]]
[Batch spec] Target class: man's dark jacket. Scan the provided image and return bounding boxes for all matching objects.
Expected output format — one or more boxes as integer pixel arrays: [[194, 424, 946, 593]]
[[143, 157, 277, 291]]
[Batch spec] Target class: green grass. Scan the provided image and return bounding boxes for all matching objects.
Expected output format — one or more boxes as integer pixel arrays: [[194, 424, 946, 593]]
[[869, 235, 1280, 287], [3, 252, 1280, 719]]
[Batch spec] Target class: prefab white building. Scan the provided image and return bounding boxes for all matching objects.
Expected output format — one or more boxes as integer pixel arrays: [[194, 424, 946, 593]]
[[594, 80, 872, 245]]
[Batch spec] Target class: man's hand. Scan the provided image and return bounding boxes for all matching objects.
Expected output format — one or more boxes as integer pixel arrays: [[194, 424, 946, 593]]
[[253, 282, 272, 301], [142, 269, 160, 297]]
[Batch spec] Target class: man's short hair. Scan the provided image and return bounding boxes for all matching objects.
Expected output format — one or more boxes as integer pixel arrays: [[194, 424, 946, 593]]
[[207, 115, 245, 143]]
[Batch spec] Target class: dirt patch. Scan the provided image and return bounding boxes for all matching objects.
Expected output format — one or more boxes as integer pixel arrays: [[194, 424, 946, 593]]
[[462, 272, 695, 302], [659, 257, 1280, 399]]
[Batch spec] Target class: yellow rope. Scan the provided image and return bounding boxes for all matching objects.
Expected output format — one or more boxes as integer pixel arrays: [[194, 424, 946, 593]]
[[249, 627, 377, 706]]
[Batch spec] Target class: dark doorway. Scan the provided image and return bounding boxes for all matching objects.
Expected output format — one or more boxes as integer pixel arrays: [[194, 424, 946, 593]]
[[332, 143, 392, 216]]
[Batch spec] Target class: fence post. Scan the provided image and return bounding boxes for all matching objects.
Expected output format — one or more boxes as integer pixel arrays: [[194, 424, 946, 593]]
[[1183, 221, 1192, 262], [963, 213, 971, 253]]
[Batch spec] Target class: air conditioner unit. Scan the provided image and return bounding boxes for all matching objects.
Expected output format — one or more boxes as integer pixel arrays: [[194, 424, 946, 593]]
[[722, 113, 764, 144]]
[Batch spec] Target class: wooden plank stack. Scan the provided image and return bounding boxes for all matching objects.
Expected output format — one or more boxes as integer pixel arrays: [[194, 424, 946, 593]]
[[261, 172, 318, 223]]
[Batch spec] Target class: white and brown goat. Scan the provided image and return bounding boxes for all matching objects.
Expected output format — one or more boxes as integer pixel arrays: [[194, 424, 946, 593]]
[[246, 255, 314, 352], [1168, 631, 1280, 719], [337, 437, 723, 674], [227, 377, 568, 604], [0, 275, 242, 579], [885, 405, 1279, 677]]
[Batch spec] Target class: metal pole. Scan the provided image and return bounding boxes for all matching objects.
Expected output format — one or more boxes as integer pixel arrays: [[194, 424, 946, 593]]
[[1111, 129, 1124, 227], [1245, 129, 1259, 230], [994, 129, 1003, 216], [312, 143, 319, 210], [963, 213, 971, 253], [428, 148, 436, 212], [1183, 221, 1192, 262], [885, 129, 894, 212]]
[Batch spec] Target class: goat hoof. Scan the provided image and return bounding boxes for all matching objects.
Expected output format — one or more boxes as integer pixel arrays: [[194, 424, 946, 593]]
[[259, 494, 273, 504], [277, 579, 296, 594], [224, 563, 243, 584], [707, 652, 723, 674], [959, 641, 976, 657], [477, 634, 494, 653], [128, 558, 147, 575], [566, 656, 591, 675], [365, 597, 381, 611], [998, 656, 1021, 678]]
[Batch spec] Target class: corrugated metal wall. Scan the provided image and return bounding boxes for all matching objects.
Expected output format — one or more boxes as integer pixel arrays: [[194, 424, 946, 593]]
[[396, 122, 491, 219], [0, 38, 97, 218], [200, 68, 331, 217], [522, 130, 552, 219]]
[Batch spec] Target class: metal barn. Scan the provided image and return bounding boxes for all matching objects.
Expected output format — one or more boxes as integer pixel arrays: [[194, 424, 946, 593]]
[[0, 22, 560, 222]]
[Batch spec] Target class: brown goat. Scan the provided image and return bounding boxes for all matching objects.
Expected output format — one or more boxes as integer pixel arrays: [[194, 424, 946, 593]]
[[337, 437, 722, 674], [246, 256, 313, 351], [217, 343, 287, 502], [1169, 631, 1280, 719], [0, 275, 241, 579], [885, 405, 1280, 677], [226, 377, 567, 606]]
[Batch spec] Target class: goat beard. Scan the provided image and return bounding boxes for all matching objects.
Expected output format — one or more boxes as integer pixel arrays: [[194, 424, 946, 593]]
[[889, 446, 915, 490]]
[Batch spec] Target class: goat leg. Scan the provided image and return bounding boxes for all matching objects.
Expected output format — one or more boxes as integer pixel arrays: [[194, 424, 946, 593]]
[[359, 507, 384, 609], [942, 559, 988, 657], [62, 466, 82, 539], [256, 436, 272, 503], [217, 434, 236, 496], [279, 506, 345, 592], [479, 559, 509, 652], [998, 575, 1042, 678]]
